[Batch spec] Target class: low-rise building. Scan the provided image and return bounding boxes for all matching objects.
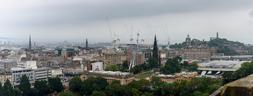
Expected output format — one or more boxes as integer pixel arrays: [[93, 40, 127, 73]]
[[51, 69, 63, 77], [103, 52, 126, 65], [91, 62, 104, 71], [0, 74, 11, 84], [86, 71, 135, 85], [177, 48, 216, 60], [11, 67, 35, 86], [34, 67, 52, 81], [157, 72, 198, 83], [11, 61, 52, 86]]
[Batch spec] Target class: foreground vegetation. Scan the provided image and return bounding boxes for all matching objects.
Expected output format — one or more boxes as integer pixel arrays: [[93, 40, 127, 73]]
[[222, 61, 253, 84], [0, 76, 64, 96], [0, 74, 221, 96], [130, 57, 198, 75], [66, 77, 222, 96]]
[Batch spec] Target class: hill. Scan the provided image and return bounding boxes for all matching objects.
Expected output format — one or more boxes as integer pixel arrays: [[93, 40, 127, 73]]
[[170, 38, 253, 55]]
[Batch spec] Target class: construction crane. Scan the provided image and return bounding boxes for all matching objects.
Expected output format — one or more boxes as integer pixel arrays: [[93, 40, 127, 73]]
[[129, 33, 141, 70]]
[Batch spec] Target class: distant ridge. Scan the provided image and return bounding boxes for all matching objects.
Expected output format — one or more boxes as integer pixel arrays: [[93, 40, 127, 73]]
[[170, 37, 253, 55]]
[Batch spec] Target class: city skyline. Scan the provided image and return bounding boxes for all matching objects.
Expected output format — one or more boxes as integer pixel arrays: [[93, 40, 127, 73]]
[[0, 0, 253, 44]]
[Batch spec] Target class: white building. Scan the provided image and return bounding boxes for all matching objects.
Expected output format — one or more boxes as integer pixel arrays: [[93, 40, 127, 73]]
[[0, 63, 4, 70], [18, 61, 37, 69], [25, 61, 37, 69], [11, 67, 35, 86], [11, 61, 52, 86], [51, 69, 63, 77], [91, 62, 104, 71], [34, 67, 52, 81]]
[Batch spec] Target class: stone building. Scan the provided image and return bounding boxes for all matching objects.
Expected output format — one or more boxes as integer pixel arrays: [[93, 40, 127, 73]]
[[85, 71, 135, 85]]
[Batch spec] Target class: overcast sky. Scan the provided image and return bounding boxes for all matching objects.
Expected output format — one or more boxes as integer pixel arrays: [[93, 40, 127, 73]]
[[0, 0, 253, 44]]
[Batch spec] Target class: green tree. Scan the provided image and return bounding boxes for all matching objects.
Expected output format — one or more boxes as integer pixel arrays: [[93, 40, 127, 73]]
[[223, 61, 253, 83], [91, 91, 106, 96], [3, 79, 15, 96], [161, 56, 182, 74], [80, 77, 108, 96], [105, 81, 130, 96], [181, 61, 198, 72], [69, 77, 82, 93], [58, 91, 76, 96], [120, 61, 129, 72], [176, 77, 221, 96], [105, 64, 120, 71], [34, 80, 51, 96], [130, 64, 144, 74], [128, 79, 150, 91], [141, 92, 153, 96], [48, 77, 64, 93], [130, 58, 156, 74], [0, 82, 3, 95], [147, 58, 158, 69], [19, 75, 31, 96]]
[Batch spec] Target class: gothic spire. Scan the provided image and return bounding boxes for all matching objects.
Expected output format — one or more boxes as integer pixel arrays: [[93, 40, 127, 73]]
[[29, 35, 32, 50]]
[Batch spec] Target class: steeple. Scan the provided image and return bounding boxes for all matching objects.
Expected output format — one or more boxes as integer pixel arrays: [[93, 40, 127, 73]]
[[153, 35, 160, 67], [29, 35, 32, 50], [85, 38, 88, 49], [216, 32, 219, 39]]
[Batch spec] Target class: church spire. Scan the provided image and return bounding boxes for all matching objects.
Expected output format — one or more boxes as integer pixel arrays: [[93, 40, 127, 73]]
[[29, 35, 32, 50], [153, 35, 160, 67], [216, 32, 219, 39], [86, 38, 88, 49]]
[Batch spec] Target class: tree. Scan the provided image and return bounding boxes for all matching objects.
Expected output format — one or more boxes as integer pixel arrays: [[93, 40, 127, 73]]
[[147, 58, 158, 69], [34, 80, 51, 96], [176, 77, 221, 96], [69, 77, 82, 93], [181, 61, 198, 72], [3, 79, 13, 96], [161, 57, 182, 74], [120, 61, 129, 72], [128, 79, 150, 92], [80, 77, 108, 96], [105, 64, 120, 71], [130, 58, 157, 74], [18, 75, 31, 96], [222, 61, 253, 83], [0, 82, 3, 95], [91, 91, 106, 96], [48, 77, 64, 93], [105, 81, 130, 96], [58, 91, 76, 96], [130, 64, 146, 74]]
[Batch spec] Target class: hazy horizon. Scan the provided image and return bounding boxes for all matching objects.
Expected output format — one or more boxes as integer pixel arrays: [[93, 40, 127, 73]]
[[1, 0, 253, 44]]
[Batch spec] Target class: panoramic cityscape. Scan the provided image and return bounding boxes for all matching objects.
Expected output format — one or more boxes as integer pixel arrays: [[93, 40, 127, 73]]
[[1, 0, 253, 96]]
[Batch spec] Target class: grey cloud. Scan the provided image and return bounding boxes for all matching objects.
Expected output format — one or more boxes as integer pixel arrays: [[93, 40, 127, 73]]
[[5, 0, 253, 28], [250, 10, 253, 18]]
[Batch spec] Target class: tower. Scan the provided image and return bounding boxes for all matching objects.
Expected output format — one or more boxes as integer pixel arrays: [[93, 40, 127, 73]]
[[216, 32, 219, 39], [186, 34, 191, 47], [153, 35, 160, 68], [167, 37, 171, 50], [29, 35, 32, 50], [86, 38, 88, 49]]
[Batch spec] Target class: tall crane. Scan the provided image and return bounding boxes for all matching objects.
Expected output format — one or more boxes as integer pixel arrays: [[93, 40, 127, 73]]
[[129, 33, 141, 70]]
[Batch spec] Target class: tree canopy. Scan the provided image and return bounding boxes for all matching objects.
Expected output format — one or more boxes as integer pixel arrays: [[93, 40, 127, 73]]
[[223, 61, 253, 84], [19, 75, 31, 96], [161, 56, 198, 74]]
